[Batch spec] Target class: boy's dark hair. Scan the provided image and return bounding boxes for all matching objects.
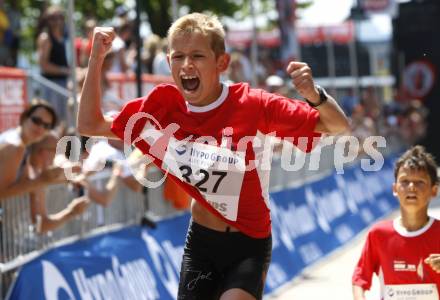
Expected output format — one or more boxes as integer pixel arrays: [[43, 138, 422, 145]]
[[20, 98, 58, 129], [394, 145, 439, 185]]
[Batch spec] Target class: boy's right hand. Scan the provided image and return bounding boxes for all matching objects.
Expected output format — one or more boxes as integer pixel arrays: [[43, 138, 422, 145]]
[[425, 254, 440, 273], [90, 27, 116, 60]]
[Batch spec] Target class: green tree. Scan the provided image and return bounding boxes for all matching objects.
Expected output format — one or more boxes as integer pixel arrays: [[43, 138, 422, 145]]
[[6, 0, 312, 59], [142, 0, 312, 37], [142, 0, 243, 37], [5, 0, 125, 56]]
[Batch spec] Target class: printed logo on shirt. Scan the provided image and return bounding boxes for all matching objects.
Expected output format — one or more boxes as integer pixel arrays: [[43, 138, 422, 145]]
[[394, 260, 417, 272], [175, 144, 187, 156], [385, 284, 438, 300], [393, 259, 426, 280]]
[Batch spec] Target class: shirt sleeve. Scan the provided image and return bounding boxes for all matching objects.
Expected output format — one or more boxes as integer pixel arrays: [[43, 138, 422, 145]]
[[260, 90, 321, 152], [111, 98, 145, 144], [352, 230, 380, 290], [110, 83, 167, 140]]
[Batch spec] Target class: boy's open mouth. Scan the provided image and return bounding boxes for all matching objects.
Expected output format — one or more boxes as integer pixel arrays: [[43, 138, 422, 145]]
[[181, 75, 200, 92], [406, 195, 417, 201]]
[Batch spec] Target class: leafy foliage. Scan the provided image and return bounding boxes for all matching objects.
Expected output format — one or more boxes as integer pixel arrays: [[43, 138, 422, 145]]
[[5, 0, 313, 55]]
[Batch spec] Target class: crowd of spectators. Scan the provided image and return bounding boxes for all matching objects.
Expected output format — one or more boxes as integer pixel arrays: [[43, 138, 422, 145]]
[[0, 0, 19, 66]]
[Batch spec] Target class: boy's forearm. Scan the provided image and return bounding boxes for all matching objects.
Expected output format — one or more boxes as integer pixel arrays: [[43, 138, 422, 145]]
[[315, 95, 349, 134], [77, 57, 105, 136], [352, 284, 366, 300]]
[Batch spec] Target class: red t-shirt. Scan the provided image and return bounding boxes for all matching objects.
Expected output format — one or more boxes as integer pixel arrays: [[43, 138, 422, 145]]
[[111, 82, 320, 238], [353, 217, 440, 296]]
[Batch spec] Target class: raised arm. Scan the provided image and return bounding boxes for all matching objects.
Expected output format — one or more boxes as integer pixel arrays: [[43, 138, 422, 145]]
[[352, 285, 367, 300], [287, 61, 350, 135], [77, 27, 116, 138]]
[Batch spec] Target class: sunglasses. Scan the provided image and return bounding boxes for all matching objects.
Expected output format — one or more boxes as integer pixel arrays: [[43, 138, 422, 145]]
[[30, 116, 53, 130]]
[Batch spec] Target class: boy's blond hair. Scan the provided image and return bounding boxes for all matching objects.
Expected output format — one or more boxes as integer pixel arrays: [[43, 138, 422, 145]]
[[167, 13, 226, 57]]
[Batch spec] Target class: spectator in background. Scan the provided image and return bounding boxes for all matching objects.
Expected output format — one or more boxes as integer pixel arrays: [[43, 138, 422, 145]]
[[350, 104, 376, 156], [265, 74, 286, 94], [101, 52, 125, 114], [78, 162, 122, 207], [227, 50, 266, 85], [142, 34, 161, 74], [75, 18, 96, 68], [360, 87, 381, 121], [4, 0, 20, 66], [74, 55, 123, 120], [235, 49, 253, 82], [152, 37, 171, 76], [340, 89, 360, 117], [37, 5, 70, 126], [0, 99, 64, 201], [82, 138, 146, 194], [399, 99, 428, 147], [119, 22, 137, 72], [79, 146, 149, 207], [115, 5, 130, 28], [58, 137, 150, 208], [227, 51, 247, 83], [109, 23, 132, 74], [0, 0, 10, 65], [28, 132, 90, 234]]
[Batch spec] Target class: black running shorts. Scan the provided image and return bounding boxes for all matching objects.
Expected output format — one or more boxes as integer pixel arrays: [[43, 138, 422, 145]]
[[177, 221, 272, 300]]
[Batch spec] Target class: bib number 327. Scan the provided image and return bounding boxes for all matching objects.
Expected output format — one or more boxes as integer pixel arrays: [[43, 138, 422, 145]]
[[179, 165, 227, 193]]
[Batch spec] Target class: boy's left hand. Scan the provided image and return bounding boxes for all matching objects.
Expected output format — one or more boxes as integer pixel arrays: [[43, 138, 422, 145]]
[[425, 254, 440, 273], [286, 61, 320, 104]]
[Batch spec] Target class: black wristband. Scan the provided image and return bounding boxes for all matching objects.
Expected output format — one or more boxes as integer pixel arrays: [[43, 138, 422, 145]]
[[305, 85, 328, 108]]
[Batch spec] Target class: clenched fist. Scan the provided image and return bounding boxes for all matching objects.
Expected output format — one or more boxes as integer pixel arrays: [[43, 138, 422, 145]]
[[286, 61, 320, 104], [425, 254, 440, 273], [90, 27, 116, 60]]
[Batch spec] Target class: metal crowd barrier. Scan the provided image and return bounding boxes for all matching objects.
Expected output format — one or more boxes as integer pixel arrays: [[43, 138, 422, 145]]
[[0, 168, 153, 297]]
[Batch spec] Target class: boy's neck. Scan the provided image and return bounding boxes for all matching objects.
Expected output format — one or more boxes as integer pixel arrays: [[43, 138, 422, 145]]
[[400, 211, 430, 232]]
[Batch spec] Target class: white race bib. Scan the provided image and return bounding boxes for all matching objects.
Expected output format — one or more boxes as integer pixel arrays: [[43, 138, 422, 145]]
[[384, 284, 439, 300], [162, 137, 246, 221]]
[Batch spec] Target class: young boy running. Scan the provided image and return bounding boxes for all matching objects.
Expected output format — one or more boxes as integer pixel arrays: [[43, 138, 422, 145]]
[[78, 13, 349, 300], [353, 145, 440, 300]]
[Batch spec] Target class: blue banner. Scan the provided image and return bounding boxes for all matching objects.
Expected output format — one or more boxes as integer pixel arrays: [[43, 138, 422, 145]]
[[7, 156, 398, 299]]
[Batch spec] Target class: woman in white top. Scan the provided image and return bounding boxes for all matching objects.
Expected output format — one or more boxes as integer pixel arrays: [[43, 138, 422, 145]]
[[0, 99, 65, 201]]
